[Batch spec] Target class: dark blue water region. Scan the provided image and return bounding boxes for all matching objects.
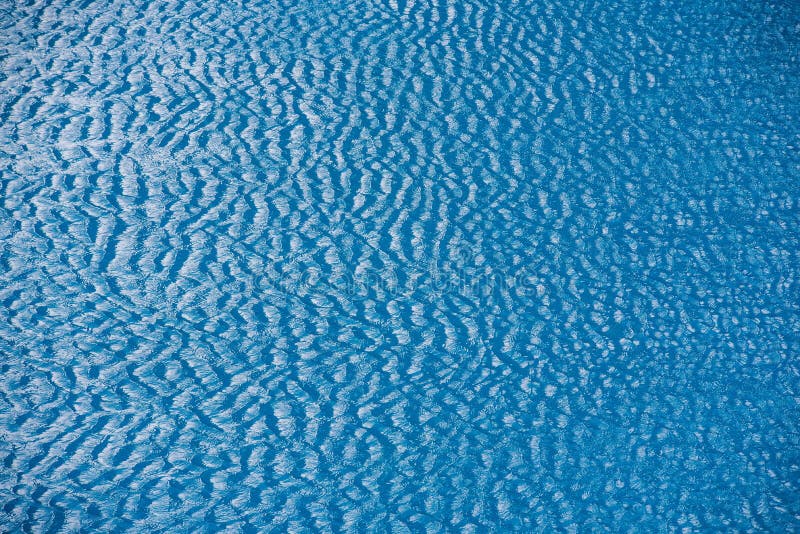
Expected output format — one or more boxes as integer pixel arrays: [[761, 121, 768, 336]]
[[1, 0, 799, 531]]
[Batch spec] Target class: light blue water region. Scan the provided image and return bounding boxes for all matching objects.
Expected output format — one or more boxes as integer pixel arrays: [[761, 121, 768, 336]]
[[1, 0, 799, 531]]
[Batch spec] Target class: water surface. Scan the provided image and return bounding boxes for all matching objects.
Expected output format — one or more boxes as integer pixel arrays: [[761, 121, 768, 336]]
[[1, 0, 799, 530]]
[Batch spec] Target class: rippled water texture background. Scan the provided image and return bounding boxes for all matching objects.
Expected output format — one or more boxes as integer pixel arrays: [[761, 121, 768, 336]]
[[1, 0, 800, 531]]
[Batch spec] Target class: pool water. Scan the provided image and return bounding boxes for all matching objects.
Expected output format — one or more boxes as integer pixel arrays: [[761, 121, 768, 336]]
[[1, 0, 799, 531]]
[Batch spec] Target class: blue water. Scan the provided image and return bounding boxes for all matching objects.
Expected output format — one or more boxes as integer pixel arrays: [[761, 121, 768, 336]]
[[1, 0, 799, 531]]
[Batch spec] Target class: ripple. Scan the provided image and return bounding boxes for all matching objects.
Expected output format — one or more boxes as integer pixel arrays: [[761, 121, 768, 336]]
[[2, 0, 800, 531]]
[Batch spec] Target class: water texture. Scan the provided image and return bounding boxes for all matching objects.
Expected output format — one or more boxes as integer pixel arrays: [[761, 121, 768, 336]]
[[1, 0, 800, 531]]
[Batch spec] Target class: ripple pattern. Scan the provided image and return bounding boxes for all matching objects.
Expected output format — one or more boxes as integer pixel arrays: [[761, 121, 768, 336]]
[[1, 0, 800, 531]]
